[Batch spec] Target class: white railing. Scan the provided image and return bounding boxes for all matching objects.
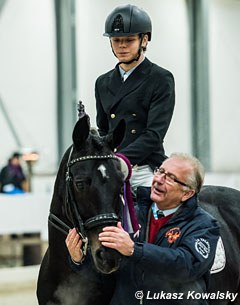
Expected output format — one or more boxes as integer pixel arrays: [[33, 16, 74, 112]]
[[0, 193, 51, 241]]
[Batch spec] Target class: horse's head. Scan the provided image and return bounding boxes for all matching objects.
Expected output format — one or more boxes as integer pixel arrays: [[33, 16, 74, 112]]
[[65, 113, 126, 274]]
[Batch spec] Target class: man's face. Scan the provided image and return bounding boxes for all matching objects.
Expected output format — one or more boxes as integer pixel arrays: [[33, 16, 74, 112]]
[[150, 157, 194, 210], [110, 34, 147, 63], [11, 157, 21, 166]]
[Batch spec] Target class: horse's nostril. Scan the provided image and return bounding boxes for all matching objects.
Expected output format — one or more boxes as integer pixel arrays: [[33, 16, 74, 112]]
[[94, 248, 122, 273], [96, 249, 104, 260]]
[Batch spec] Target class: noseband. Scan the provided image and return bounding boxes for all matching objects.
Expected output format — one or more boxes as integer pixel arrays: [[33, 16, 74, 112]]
[[48, 146, 121, 257]]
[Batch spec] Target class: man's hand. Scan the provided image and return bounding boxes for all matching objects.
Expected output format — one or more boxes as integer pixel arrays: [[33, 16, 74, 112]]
[[99, 222, 134, 256], [65, 228, 83, 263]]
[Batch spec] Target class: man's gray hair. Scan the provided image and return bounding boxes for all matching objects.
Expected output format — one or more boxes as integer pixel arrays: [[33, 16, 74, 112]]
[[169, 152, 205, 193]]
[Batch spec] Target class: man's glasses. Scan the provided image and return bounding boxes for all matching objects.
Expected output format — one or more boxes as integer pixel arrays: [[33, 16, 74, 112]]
[[154, 167, 191, 188]]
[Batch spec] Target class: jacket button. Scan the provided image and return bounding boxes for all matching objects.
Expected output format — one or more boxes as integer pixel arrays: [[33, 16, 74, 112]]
[[131, 129, 137, 134], [110, 114, 116, 119], [132, 113, 137, 117]]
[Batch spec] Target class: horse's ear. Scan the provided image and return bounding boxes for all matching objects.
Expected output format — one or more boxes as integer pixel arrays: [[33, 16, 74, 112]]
[[72, 115, 90, 149], [105, 119, 126, 151]]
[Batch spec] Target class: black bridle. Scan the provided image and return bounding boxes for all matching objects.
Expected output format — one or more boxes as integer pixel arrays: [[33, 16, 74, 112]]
[[48, 146, 121, 257]]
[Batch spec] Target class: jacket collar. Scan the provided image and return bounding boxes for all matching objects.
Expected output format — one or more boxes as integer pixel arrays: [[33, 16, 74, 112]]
[[136, 186, 199, 223], [169, 195, 199, 222], [107, 58, 152, 110]]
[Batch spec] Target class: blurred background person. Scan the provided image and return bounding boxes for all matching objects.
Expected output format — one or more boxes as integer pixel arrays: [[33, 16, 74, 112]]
[[0, 152, 28, 194]]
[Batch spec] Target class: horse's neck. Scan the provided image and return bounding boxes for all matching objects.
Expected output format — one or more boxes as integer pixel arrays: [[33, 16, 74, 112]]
[[50, 159, 67, 215]]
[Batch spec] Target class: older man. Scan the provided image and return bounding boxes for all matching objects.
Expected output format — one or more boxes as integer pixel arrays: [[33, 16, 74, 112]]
[[66, 153, 219, 305]]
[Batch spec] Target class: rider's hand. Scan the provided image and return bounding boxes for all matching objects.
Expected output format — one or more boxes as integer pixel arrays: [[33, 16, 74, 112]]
[[65, 228, 84, 263], [99, 222, 134, 256]]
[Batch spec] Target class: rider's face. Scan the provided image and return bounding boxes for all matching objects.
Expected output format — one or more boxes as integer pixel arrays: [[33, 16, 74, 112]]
[[110, 35, 147, 63]]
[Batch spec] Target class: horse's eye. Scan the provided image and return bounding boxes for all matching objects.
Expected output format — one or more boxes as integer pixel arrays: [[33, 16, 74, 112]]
[[75, 181, 84, 190], [120, 186, 124, 194], [75, 179, 91, 190]]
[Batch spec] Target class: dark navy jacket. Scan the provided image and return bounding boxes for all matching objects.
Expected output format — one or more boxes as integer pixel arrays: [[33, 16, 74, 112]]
[[110, 187, 220, 305], [95, 58, 175, 169]]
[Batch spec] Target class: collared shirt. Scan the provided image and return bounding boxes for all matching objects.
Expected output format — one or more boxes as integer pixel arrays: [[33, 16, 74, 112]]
[[152, 202, 180, 220], [119, 56, 145, 82]]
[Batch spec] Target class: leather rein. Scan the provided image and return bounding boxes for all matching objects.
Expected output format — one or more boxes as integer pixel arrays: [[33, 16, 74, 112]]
[[48, 146, 121, 257]]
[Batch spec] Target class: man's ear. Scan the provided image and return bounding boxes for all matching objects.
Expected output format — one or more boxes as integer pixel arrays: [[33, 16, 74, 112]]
[[181, 189, 196, 202]]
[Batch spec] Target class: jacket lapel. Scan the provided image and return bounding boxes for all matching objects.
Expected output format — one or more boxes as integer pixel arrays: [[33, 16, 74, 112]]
[[108, 58, 152, 110]]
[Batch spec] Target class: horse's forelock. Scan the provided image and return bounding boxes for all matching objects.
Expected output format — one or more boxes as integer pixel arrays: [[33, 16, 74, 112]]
[[88, 133, 110, 155]]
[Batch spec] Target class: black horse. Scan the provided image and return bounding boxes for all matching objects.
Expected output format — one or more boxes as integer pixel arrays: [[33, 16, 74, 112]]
[[199, 186, 240, 305], [37, 108, 240, 305], [37, 111, 126, 305]]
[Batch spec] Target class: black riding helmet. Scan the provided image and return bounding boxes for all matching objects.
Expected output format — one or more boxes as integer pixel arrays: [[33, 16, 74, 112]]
[[103, 4, 152, 41], [103, 5, 152, 65]]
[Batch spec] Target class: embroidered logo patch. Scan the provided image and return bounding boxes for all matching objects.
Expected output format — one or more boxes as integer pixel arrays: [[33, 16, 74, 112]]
[[195, 238, 210, 259], [165, 227, 181, 243]]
